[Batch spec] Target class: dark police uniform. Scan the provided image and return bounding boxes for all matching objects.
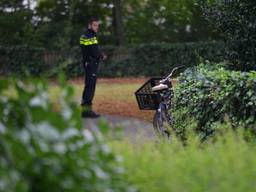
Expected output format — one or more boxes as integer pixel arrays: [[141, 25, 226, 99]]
[[80, 28, 103, 108]]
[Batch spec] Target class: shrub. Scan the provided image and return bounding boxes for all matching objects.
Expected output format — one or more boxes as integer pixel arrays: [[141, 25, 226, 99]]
[[174, 64, 256, 140], [110, 126, 256, 192], [0, 76, 132, 191]]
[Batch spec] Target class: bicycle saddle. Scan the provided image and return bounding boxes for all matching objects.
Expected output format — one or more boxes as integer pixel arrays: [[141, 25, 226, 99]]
[[152, 83, 168, 92]]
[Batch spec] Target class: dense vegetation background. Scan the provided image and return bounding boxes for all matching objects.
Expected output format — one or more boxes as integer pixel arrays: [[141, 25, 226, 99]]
[[1, 0, 255, 78], [0, 0, 216, 49], [1, 1, 256, 191], [0, 0, 218, 78]]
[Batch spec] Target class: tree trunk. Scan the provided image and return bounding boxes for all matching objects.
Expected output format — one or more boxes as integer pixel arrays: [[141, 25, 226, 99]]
[[112, 0, 124, 46]]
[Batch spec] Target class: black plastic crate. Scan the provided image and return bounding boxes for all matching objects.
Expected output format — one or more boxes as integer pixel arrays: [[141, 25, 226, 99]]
[[135, 77, 162, 110]]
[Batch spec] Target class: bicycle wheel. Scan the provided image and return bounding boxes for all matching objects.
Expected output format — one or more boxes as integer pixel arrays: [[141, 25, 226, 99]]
[[153, 111, 170, 138]]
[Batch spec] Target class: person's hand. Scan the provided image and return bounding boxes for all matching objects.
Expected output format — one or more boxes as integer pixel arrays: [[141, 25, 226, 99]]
[[102, 53, 107, 61]]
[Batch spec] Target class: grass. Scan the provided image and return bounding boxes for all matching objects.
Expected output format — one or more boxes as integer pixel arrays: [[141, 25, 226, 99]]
[[49, 78, 154, 121], [109, 126, 256, 192], [2, 77, 155, 121], [47, 77, 178, 121]]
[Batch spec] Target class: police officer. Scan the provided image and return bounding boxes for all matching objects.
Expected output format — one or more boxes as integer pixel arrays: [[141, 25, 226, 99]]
[[80, 17, 106, 118]]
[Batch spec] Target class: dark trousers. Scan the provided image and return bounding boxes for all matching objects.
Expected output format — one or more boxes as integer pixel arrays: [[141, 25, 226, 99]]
[[81, 60, 99, 106]]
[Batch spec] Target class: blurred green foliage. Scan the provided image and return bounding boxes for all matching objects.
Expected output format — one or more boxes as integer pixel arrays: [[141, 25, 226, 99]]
[[0, 77, 133, 191], [111, 125, 256, 192]]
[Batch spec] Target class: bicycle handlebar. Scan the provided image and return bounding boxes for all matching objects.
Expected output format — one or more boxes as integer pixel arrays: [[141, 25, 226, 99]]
[[160, 65, 185, 83]]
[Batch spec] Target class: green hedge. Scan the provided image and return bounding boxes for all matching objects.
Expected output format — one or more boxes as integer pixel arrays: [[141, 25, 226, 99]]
[[120, 41, 226, 77], [0, 45, 46, 76], [174, 64, 256, 140], [0, 41, 228, 78], [58, 46, 118, 78], [62, 41, 227, 78]]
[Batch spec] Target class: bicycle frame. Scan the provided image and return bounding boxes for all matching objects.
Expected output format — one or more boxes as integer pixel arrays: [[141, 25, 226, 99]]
[[152, 66, 184, 138], [157, 87, 173, 124]]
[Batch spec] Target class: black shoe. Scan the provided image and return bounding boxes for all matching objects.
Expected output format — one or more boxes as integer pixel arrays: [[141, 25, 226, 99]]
[[81, 110, 100, 118]]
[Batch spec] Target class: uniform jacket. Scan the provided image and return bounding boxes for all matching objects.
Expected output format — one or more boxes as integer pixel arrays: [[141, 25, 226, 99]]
[[80, 28, 103, 63]]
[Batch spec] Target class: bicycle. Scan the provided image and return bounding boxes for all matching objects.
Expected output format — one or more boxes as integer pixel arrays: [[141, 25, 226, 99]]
[[135, 66, 183, 139]]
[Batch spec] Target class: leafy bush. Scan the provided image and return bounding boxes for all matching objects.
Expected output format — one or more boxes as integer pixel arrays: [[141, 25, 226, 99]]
[[0, 45, 46, 76], [174, 64, 256, 140], [0, 77, 132, 191], [111, 126, 256, 192], [202, 0, 256, 71]]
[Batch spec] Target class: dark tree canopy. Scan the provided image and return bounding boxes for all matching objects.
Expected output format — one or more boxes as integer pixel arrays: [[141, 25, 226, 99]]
[[202, 0, 256, 71], [0, 0, 219, 49]]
